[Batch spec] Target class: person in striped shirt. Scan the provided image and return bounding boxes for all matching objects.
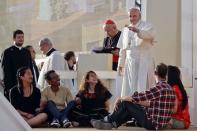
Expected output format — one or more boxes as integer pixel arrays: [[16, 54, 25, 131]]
[[91, 63, 176, 130]]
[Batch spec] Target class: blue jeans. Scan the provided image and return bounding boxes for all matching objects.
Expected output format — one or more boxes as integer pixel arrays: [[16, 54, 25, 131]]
[[46, 100, 76, 122], [108, 101, 155, 130]]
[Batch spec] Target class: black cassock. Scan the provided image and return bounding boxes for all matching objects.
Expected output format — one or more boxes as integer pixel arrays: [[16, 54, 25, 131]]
[[1, 46, 35, 98]]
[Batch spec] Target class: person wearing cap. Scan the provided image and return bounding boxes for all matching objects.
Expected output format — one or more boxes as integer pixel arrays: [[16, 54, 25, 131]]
[[117, 8, 155, 97], [92, 19, 121, 71]]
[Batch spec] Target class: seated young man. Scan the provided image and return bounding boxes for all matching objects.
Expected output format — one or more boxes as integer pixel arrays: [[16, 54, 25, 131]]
[[91, 63, 176, 130], [40, 70, 74, 128]]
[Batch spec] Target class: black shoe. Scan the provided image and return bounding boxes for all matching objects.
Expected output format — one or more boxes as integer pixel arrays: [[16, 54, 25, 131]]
[[62, 119, 72, 128], [91, 119, 114, 130], [90, 119, 98, 127], [126, 120, 139, 127], [50, 119, 61, 128]]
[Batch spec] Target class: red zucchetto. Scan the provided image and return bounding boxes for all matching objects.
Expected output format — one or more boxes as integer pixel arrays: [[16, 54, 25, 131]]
[[104, 19, 115, 25]]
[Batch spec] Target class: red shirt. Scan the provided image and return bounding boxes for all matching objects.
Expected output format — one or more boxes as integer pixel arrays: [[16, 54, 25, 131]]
[[172, 85, 191, 129], [112, 54, 119, 63]]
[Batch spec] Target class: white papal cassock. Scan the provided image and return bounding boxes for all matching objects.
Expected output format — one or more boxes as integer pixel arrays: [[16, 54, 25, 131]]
[[117, 20, 155, 97]]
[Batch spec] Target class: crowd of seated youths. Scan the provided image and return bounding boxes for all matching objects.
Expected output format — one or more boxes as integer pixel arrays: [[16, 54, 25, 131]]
[[8, 63, 191, 130], [9, 67, 112, 128]]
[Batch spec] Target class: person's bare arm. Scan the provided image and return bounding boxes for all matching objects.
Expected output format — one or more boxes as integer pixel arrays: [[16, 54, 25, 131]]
[[105, 100, 110, 111], [118, 49, 126, 76], [172, 96, 178, 113], [111, 49, 119, 55], [121, 96, 134, 102], [40, 99, 47, 112], [75, 97, 81, 105], [17, 110, 34, 119], [113, 96, 134, 112], [137, 101, 150, 107]]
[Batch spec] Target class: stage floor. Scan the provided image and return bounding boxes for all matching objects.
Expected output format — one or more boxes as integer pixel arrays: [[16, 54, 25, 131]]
[[34, 126, 197, 131]]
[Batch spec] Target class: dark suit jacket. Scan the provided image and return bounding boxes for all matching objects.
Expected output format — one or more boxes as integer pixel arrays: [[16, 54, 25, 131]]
[[1, 46, 34, 90]]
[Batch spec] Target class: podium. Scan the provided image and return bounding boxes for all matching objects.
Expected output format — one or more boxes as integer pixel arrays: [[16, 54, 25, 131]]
[[77, 53, 113, 85]]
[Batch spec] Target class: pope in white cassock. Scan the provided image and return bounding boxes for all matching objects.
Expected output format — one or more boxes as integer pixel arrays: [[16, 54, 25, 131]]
[[38, 38, 74, 94], [117, 8, 155, 97]]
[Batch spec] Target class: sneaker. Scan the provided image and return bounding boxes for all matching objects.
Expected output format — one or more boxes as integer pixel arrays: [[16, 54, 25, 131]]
[[126, 120, 137, 127], [126, 119, 140, 127], [72, 121, 80, 127], [90, 119, 97, 127], [50, 119, 61, 128], [91, 119, 114, 130], [90, 117, 109, 126], [62, 119, 72, 128]]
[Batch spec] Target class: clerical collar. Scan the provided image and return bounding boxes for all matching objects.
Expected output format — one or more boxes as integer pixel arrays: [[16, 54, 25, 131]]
[[46, 48, 56, 56], [14, 45, 22, 50]]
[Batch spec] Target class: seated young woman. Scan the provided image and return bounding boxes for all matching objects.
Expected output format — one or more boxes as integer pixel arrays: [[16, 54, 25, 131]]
[[9, 67, 47, 127], [167, 65, 190, 129], [69, 70, 112, 127]]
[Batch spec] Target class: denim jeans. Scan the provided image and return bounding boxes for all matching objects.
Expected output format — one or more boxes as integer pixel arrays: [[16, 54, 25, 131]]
[[46, 100, 76, 122], [108, 101, 155, 130]]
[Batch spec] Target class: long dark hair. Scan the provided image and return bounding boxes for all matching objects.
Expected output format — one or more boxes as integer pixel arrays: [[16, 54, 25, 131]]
[[167, 65, 188, 110], [16, 66, 32, 95], [79, 71, 108, 98]]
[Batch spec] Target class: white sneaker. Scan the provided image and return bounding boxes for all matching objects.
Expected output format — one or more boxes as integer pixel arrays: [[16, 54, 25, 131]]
[[50, 119, 61, 128], [62, 119, 72, 128]]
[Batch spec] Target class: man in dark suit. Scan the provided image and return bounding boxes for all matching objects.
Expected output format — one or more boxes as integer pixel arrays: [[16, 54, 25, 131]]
[[1, 29, 34, 99]]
